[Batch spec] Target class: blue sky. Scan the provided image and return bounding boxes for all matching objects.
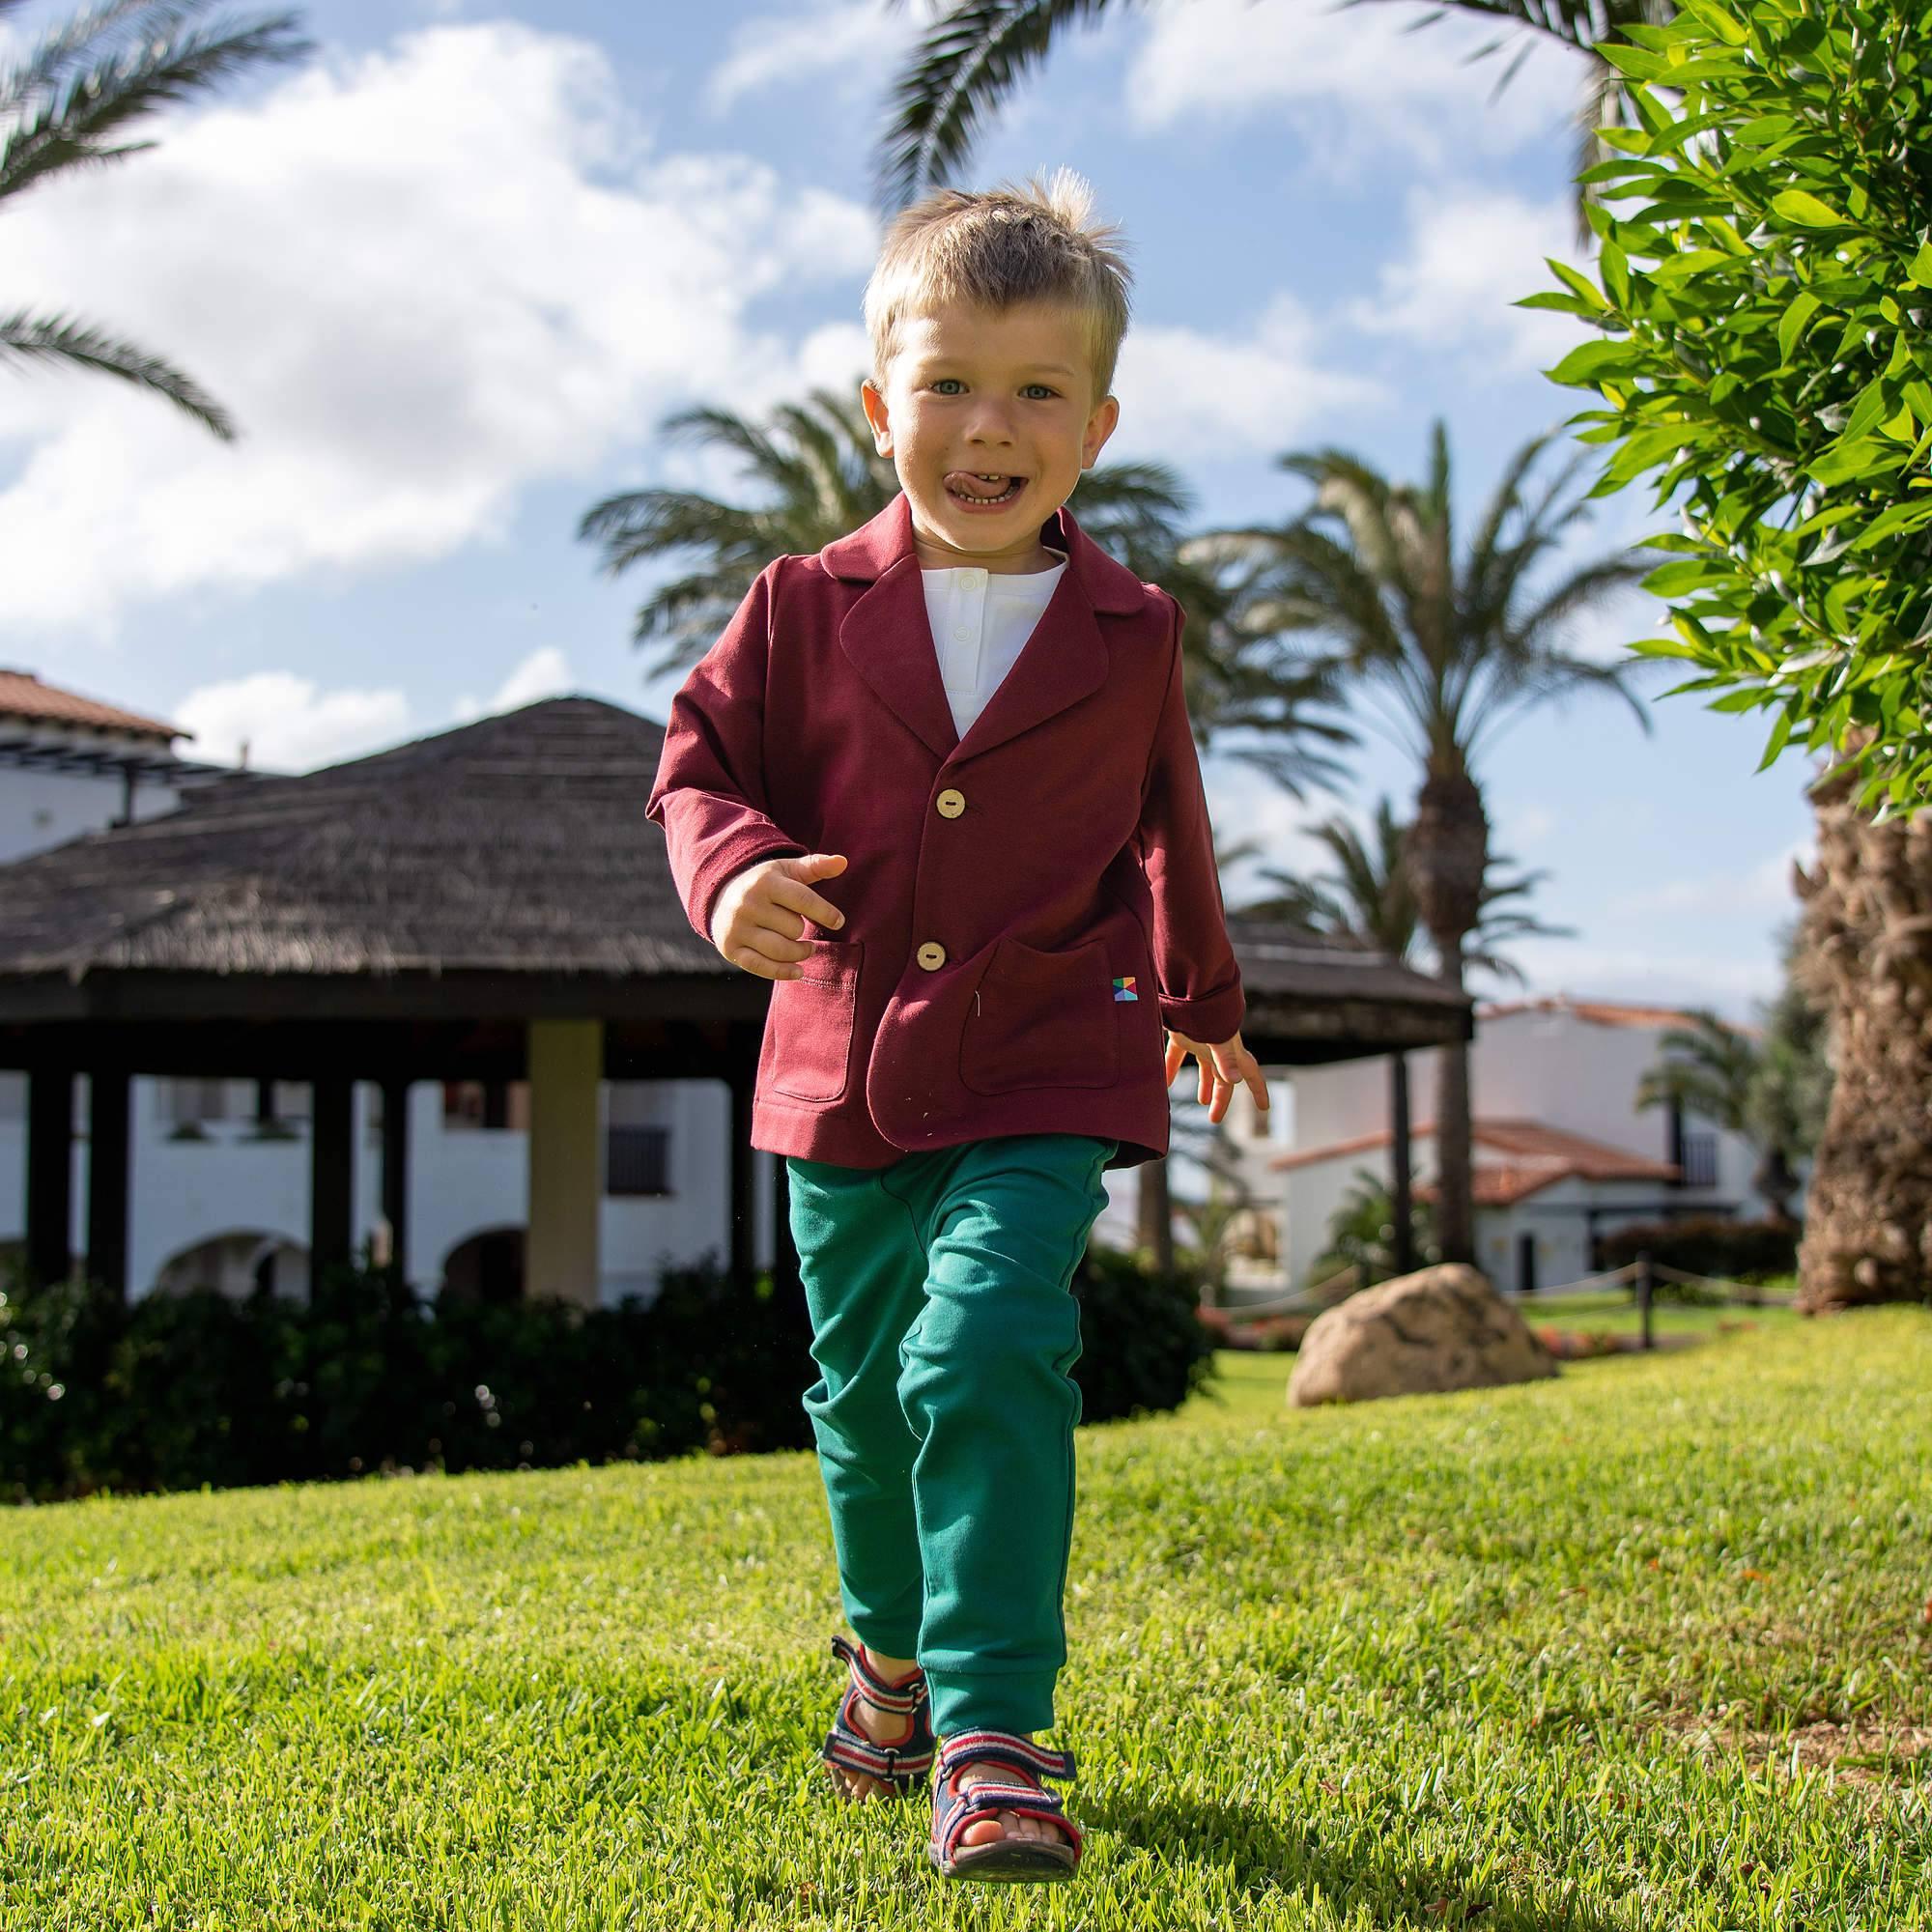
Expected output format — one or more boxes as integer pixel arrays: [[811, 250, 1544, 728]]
[[0, 0, 1816, 1018]]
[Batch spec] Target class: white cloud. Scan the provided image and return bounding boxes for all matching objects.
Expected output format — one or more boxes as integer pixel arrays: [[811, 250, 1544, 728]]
[[1124, 0, 1589, 166], [1603, 840, 1815, 923], [0, 23, 880, 641], [1487, 938, 1784, 1018], [1108, 292, 1386, 464], [173, 671, 411, 774], [452, 646, 575, 723], [705, 0, 948, 115], [1352, 185, 1588, 370]]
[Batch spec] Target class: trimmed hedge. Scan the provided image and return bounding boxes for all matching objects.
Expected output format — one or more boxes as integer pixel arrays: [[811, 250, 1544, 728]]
[[0, 1239, 1212, 1503], [1599, 1216, 1801, 1292]]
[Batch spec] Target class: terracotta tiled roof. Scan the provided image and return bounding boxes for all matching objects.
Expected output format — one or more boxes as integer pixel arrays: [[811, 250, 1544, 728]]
[[1478, 994, 1701, 1030], [1274, 1117, 1681, 1205], [0, 669, 183, 741]]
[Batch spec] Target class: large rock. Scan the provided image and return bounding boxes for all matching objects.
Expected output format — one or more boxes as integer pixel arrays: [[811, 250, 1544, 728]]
[[1286, 1264, 1557, 1407]]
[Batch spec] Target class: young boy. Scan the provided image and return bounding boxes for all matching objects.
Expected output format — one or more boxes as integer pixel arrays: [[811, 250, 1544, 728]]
[[644, 168, 1266, 1884]]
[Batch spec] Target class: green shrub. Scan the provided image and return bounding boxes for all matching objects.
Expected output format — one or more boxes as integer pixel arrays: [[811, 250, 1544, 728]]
[[0, 1235, 1208, 1502], [1070, 1243, 1216, 1419], [1600, 1215, 1801, 1289]]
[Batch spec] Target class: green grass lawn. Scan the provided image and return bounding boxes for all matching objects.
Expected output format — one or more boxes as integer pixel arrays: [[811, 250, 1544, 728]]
[[4, 1308, 1928, 1929]]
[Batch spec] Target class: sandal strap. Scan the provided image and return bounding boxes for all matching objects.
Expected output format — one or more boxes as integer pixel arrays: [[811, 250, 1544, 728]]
[[936, 1728, 1076, 1783], [931, 1759, 1084, 1866], [825, 1715, 935, 1779], [830, 1634, 928, 1714]]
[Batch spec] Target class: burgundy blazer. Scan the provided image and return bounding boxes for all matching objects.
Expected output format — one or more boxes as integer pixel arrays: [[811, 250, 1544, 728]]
[[644, 491, 1244, 1173]]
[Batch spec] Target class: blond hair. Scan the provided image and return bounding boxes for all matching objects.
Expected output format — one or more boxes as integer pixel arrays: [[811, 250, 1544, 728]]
[[863, 167, 1133, 404]]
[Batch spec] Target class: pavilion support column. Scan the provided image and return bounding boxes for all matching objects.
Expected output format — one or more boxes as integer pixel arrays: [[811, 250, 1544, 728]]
[[725, 1039, 755, 1286], [85, 1066, 131, 1303], [527, 1019, 603, 1308], [25, 1066, 74, 1291], [380, 1075, 412, 1282], [310, 1074, 355, 1290]]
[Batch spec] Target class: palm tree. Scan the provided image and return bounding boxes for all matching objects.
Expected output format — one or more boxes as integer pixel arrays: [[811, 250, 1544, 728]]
[[0, 0, 313, 440], [874, 0, 1676, 230], [1634, 1010, 1809, 1229], [1229, 796, 1572, 1273], [583, 383, 1220, 681], [1195, 420, 1652, 1263]]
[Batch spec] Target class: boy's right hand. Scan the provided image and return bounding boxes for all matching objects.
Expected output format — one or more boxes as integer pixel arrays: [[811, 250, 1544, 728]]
[[710, 852, 848, 981]]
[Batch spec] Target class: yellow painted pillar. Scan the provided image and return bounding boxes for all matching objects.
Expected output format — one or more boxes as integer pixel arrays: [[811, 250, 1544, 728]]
[[526, 1018, 603, 1308]]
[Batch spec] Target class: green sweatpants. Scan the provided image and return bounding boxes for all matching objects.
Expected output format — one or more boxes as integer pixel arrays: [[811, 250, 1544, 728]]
[[783, 1133, 1117, 1739]]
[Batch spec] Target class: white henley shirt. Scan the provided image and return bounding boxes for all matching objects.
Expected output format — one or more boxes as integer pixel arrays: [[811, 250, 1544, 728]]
[[919, 543, 1069, 739]]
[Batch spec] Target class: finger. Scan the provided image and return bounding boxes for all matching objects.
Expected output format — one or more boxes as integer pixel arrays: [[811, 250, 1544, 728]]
[[768, 874, 846, 932], [788, 851, 847, 877], [729, 930, 811, 979]]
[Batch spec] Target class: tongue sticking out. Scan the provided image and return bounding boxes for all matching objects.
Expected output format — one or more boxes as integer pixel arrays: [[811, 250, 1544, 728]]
[[948, 471, 1017, 500]]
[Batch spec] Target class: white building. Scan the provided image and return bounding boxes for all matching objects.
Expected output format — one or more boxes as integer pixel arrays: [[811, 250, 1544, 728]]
[[1264, 997, 1782, 1295]]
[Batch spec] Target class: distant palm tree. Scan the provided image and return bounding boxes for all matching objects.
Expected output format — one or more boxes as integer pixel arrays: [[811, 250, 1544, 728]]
[[0, 0, 313, 439], [582, 382, 1353, 790], [584, 383, 1197, 678], [1197, 419, 1652, 1264], [1635, 993, 1823, 1230], [874, 0, 1675, 230], [1228, 796, 1573, 1272]]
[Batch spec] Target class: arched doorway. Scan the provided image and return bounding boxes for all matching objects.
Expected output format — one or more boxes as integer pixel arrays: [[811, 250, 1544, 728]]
[[440, 1226, 526, 1305]]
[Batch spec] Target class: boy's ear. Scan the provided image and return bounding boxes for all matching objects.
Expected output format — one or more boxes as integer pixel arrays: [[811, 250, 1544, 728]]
[[860, 378, 893, 454], [1082, 393, 1121, 469]]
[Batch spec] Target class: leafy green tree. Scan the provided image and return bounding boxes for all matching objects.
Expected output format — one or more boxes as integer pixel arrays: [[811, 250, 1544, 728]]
[[0, 0, 312, 439], [874, 0, 1677, 228], [1228, 797, 1572, 1274], [1192, 421, 1652, 1264], [1529, 0, 1932, 810]]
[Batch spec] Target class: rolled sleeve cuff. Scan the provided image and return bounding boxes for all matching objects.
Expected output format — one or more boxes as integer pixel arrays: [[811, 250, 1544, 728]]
[[691, 833, 810, 947], [1157, 980, 1245, 1045]]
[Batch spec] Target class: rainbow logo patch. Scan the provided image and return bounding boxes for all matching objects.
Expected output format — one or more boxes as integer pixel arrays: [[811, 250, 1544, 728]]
[[1113, 977, 1138, 1002]]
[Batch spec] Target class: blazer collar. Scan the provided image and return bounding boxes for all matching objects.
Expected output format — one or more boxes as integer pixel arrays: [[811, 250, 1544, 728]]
[[817, 492, 1148, 766], [816, 490, 1150, 615]]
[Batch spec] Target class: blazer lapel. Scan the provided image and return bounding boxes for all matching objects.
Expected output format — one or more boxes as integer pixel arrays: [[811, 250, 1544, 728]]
[[819, 491, 1149, 767]]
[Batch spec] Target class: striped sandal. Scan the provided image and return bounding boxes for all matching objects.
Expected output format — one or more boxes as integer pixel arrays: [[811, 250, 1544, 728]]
[[928, 1729, 1083, 1883], [821, 1634, 935, 1800]]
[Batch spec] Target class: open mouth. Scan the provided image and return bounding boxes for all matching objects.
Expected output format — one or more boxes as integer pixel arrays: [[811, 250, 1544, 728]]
[[945, 471, 1026, 506]]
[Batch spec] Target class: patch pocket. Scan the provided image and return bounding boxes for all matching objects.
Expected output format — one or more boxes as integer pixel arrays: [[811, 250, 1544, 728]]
[[959, 935, 1119, 1095], [767, 938, 864, 1103]]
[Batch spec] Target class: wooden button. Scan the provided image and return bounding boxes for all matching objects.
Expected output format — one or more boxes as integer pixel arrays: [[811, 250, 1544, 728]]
[[916, 941, 947, 971], [935, 789, 965, 818]]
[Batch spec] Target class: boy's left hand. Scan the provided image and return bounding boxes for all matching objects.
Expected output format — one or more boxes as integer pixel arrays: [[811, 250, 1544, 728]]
[[1164, 1028, 1269, 1126]]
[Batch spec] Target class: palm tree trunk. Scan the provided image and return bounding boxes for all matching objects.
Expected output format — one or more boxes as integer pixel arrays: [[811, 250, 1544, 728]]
[[1407, 767, 1487, 1268], [1137, 1155, 1175, 1277], [1791, 753, 1932, 1309], [1388, 1051, 1416, 1275], [1433, 952, 1477, 1266]]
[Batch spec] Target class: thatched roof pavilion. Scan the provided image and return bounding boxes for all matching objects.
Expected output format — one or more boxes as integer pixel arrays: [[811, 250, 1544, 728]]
[[0, 696, 1469, 1301]]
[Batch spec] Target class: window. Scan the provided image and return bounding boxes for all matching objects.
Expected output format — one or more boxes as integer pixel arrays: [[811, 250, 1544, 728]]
[[606, 1124, 669, 1197]]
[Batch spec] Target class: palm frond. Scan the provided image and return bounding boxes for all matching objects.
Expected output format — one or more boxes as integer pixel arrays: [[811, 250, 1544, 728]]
[[0, 306, 236, 437], [0, 3, 312, 206], [871, 0, 1137, 213]]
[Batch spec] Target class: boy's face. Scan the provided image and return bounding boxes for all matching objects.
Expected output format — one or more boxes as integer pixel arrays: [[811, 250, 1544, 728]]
[[860, 297, 1121, 572]]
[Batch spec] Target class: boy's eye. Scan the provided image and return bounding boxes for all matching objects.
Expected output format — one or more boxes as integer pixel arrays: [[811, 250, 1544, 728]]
[[928, 380, 1058, 398]]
